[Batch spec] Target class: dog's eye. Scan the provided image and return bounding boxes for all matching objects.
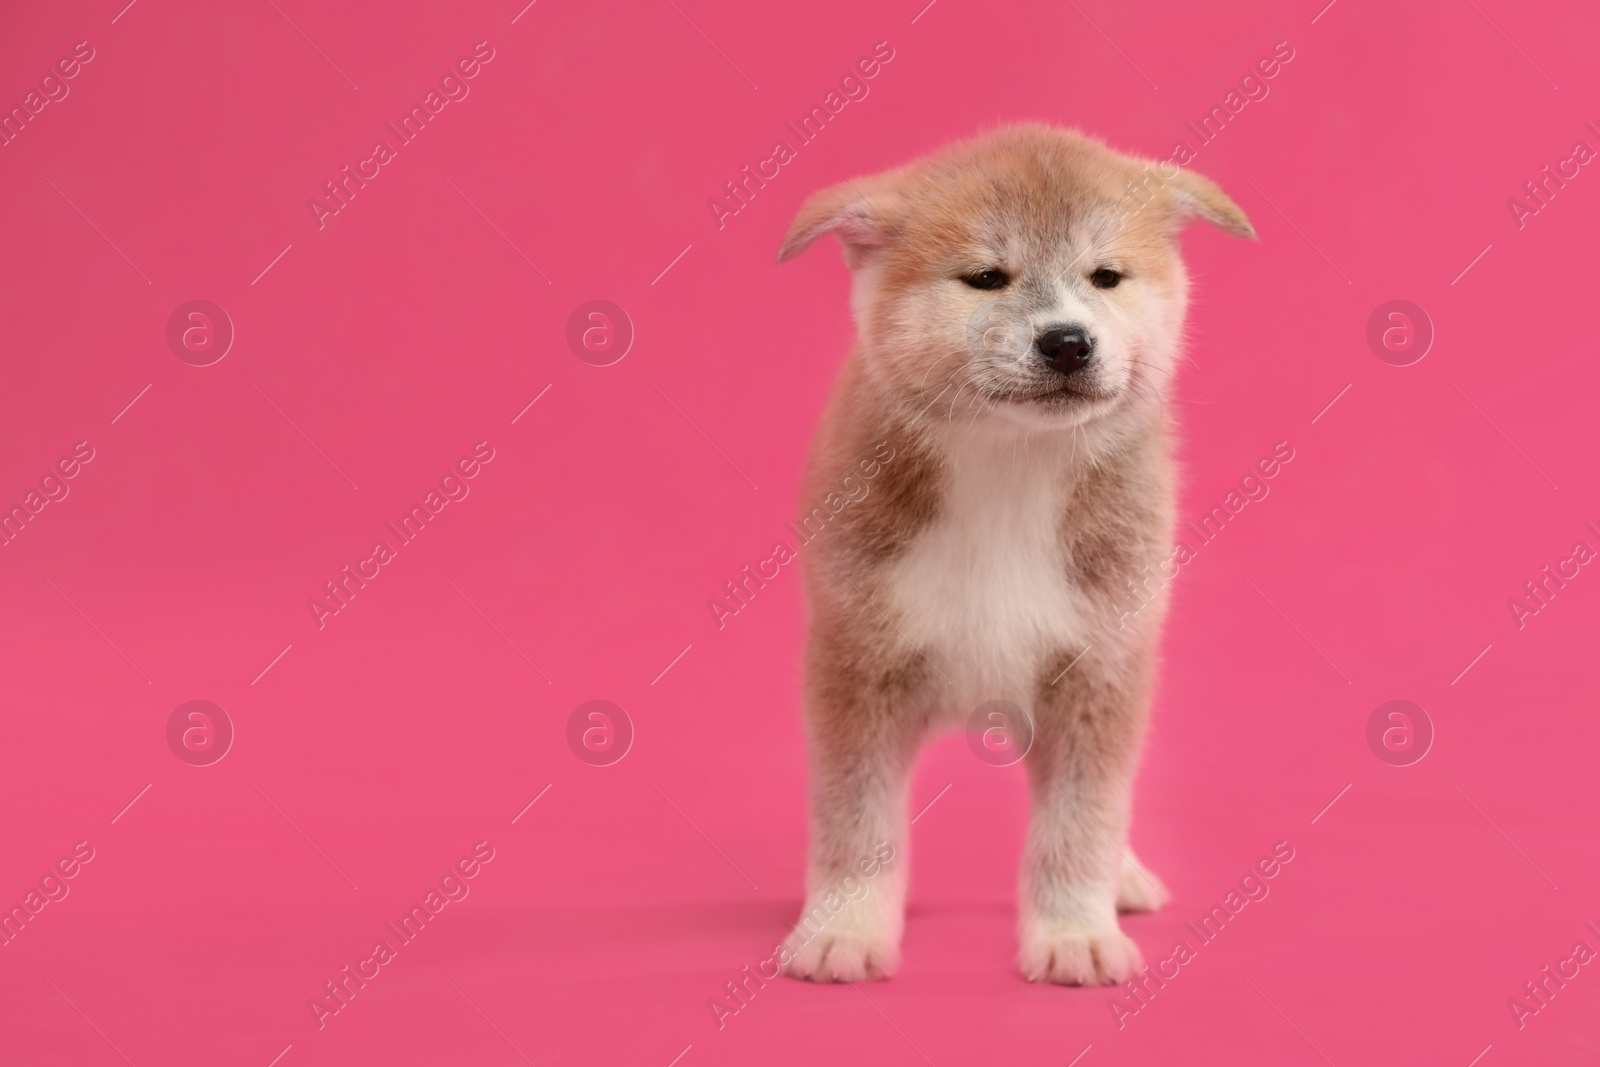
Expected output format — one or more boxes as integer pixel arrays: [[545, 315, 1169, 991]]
[[1090, 268, 1123, 289], [961, 268, 1009, 290]]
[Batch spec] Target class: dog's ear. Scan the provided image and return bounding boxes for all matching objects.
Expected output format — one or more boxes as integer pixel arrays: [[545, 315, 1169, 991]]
[[1164, 169, 1256, 240], [778, 177, 904, 266]]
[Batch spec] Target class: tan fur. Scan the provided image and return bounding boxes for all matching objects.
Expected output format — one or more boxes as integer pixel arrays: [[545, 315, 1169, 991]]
[[778, 125, 1252, 984]]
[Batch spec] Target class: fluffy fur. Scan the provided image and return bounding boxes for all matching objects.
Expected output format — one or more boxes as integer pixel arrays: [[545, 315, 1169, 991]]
[[776, 124, 1253, 985]]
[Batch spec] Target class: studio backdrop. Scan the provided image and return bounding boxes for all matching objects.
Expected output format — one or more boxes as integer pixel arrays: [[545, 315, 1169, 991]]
[[0, 0, 1596, 1065]]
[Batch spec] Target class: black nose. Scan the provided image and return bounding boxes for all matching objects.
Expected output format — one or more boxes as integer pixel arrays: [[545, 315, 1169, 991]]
[[1036, 325, 1095, 369]]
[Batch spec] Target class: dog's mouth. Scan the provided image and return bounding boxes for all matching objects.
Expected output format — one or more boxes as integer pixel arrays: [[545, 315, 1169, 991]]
[[1006, 380, 1120, 405]]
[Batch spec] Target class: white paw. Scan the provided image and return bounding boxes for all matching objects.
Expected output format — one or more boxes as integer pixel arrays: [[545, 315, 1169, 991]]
[[1018, 923, 1142, 985], [1116, 851, 1169, 913], [781, 929, 900, 982], [780, 889, 903, 982]]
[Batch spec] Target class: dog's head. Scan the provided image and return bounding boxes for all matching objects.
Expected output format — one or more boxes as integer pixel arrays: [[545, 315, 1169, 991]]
[[780, 124, 1253, 430]]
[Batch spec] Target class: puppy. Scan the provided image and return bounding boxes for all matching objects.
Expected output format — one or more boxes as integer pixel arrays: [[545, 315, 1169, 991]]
[[775, 124, 1254, 985]]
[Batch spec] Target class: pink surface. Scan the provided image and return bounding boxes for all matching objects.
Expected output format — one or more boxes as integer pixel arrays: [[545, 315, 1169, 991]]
[[2, 0, 1597, 1064]]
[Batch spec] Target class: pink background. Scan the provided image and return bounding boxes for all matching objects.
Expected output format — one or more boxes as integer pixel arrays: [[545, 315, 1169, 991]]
[[2, 0, 1598, 1064]]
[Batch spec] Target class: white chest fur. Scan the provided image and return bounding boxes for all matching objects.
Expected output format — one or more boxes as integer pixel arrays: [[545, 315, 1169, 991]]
[[881, 422, 1092, 712]]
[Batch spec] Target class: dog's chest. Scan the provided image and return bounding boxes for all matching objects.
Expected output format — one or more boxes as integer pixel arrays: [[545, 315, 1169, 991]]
[[881, 431, 1089, 706]]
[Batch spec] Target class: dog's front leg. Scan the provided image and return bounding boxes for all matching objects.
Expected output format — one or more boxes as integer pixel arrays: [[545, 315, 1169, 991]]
[[1016, 652, 1151, 985], [781, 638, 928, 982]]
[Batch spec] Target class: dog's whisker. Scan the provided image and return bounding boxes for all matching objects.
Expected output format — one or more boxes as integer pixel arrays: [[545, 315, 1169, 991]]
[[919, 349, 965, 390], [947, 375, 981, 422]]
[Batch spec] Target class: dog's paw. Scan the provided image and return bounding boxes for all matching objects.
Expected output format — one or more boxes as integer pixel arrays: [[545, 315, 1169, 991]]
[[780, 891, 903, 982], [1018, 924, 1142, 985], [781, 929, 900, 982], [1116, 852, 1169, 913]]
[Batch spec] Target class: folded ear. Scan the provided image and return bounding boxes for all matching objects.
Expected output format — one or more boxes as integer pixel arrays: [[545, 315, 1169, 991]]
[[778, 176, 904, 266], [1164, 168, 1256, 240]]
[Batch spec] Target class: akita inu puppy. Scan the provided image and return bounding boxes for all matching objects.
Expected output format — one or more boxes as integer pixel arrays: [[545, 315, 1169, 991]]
[[777, 124, 1253, 985]]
